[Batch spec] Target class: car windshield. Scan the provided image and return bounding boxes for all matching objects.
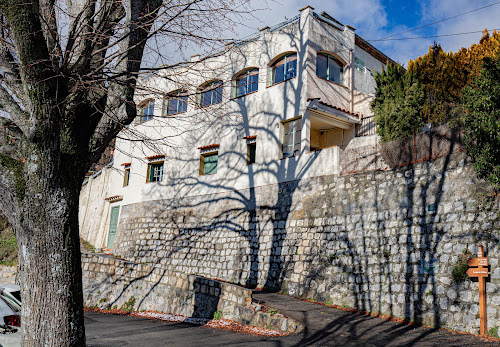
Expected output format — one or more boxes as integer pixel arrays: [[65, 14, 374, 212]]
[[10, 291, 21, 303], [0, 293, 20, 312]]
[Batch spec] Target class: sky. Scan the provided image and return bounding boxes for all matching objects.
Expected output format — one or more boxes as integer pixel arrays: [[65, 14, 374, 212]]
[[232, 0, 500, 66]]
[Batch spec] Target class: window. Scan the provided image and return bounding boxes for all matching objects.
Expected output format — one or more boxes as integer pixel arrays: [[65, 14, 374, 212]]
[[316, 53, 344, 85], [200, 152, 218, 175], [233, 69, 259, 97], [165, 90, 188, 115], [355, 57, 365, 72], [270, 53, 297, 85], [147, 162, 164, 182], [247, 142, 256, 165], [123, 167, 131, 187], [138, 99, 154, 123], [282, 117, 302, 158], [199, 81, 223, 107]]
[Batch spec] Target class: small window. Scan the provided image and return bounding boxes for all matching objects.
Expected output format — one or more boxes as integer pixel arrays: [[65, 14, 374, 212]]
[[199, 81, 223, 107], [138, 99, 155, 123], [233, 69, 259, 97], [247, 142, 256, 165], [123, 167, 131, 187], [281, 117, 302, 158], [355, 57, 365, 72], [317, 53, 344, 85], [147, 162, 164, 182], [200, 152, 218, 175], [165, 90, 188, 115], [270, 53, 297, 85]]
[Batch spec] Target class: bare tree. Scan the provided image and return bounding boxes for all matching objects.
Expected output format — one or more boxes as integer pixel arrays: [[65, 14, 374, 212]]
[[0, 0, 255, 345]]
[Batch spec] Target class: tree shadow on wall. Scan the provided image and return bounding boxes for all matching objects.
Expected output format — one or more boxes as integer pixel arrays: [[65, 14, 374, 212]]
[[297, 124, 500, 339], [110, 23, 341, 295]]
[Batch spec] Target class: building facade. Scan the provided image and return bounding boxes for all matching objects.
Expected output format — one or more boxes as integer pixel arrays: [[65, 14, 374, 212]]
[[79, 6, 393, 250]]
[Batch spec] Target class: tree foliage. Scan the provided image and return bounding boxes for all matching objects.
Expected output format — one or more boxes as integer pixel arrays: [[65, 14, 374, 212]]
[[372, 64, 424, 142], [461, 56, 500, 190], [374, 30, 500, 142]]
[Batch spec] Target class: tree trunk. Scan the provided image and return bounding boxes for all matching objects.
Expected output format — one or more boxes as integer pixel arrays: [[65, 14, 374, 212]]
[[15, 145, 86, 346]]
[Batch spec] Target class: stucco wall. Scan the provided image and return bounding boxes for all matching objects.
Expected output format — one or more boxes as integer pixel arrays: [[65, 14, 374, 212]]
[[79, 167, 115, 248], [107, 152, 500, 334]]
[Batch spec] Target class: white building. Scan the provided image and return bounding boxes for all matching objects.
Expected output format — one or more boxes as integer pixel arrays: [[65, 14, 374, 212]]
[[79, 6, 394, 250]]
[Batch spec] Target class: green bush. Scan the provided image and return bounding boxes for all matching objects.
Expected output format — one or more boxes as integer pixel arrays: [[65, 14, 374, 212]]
[[213, 310, 222, 320], [372, 65, 425, 143], [461, 56, 500, 190], [451, 249, 473, 282]]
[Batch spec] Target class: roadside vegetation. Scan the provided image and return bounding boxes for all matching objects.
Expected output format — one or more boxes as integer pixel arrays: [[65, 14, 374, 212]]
[[0, 216, 17, 266]]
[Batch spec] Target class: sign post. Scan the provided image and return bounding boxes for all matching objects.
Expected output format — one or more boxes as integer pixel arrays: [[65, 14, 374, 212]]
[[466, 245, 488, 336]]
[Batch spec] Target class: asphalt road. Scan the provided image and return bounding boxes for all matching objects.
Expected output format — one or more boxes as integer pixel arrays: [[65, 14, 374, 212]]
[[85, 309, 497, 347]]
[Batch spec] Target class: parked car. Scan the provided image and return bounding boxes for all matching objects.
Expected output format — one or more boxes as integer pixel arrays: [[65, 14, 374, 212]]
[[0, 284, 21, 331]]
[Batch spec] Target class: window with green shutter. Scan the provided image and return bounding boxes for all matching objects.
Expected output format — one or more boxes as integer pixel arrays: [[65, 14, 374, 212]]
[[201, 153, 218, 175], [147, 162, 164, 182]]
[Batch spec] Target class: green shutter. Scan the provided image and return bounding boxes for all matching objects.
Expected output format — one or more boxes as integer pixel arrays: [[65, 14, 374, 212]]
[[107, 206, 120, 248], [203, 153, 218, 174]]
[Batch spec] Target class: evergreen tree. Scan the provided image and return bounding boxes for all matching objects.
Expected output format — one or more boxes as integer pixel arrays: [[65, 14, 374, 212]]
[[372, 64, 424, 143], [461, 56, 500, 190]]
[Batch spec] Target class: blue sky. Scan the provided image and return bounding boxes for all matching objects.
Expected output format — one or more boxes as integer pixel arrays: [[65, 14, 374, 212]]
[[234, 0, 500, 66]]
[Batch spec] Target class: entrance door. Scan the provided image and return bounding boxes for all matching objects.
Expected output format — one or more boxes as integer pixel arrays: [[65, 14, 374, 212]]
[[107, 206, 120, 248]]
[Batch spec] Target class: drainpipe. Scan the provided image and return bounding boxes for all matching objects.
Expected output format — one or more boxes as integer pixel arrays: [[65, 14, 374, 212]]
[[349, 48, 354, 113]]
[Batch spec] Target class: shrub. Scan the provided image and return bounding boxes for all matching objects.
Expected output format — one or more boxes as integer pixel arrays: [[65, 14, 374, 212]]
[[461, 56, 500, 190], [451, 249, 473, 282]]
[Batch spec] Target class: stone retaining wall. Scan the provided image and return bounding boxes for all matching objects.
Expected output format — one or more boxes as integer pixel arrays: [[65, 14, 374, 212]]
[[82, 253, 300, 333], [0, 265, 16, 284], [110, 152, 500, 334]]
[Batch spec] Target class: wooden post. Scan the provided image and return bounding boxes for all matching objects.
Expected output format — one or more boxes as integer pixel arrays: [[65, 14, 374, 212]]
[[467, 245, 488, 336]]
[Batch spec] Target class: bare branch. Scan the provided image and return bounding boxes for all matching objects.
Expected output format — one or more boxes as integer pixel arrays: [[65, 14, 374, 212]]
[[88, 0, 162, 160], [39, 0, 63, 67], [0, 83, 29, 133]]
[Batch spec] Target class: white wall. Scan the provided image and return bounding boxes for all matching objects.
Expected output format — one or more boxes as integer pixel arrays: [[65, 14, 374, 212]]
[[80, 8, 391, 243]]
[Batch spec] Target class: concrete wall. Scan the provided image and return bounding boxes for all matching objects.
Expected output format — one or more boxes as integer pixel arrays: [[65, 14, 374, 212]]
[[107, 152, 500, 334]]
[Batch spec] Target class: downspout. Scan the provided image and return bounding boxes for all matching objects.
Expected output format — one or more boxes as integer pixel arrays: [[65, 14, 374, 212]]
[[349, 48, 354, 113]]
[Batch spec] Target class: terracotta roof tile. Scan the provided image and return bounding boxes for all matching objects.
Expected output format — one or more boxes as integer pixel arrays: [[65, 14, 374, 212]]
[[197, 143, 220, 150], [306, 98, 360, 118], [145, 154, 165, 160]]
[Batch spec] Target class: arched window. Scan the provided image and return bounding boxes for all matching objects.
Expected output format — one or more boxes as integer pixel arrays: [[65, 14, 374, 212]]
[[199, 80, 223, 107], [138, 99, 154, 123], [316, 53, 344, 85], [232, 68, 259, 97], [269, 53, 297, 85], [164, 90, 188, 116]]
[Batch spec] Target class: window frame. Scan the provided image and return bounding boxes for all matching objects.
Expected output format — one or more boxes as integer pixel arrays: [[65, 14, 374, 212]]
[[247, 142, 256, 165], [164, 90, 188, 116], [123, 167, 131, 187], [232, 68, 259, 98], [316, 52, 345, 85], [198, 80, 223, 107], [355, 57, 365, 72], [137, 99, 155, 124], [199, 151, 218, 175], [146, 161, 164, 183], [281, 116, 302, 159], [269, 53, 297, 86]]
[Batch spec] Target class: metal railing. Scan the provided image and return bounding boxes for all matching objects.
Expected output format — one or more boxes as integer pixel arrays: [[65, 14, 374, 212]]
[[355, 115, 376, 137]]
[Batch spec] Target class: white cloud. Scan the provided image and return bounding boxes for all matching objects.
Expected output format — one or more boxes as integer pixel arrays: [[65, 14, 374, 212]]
[[422, 0, 500, 53]]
